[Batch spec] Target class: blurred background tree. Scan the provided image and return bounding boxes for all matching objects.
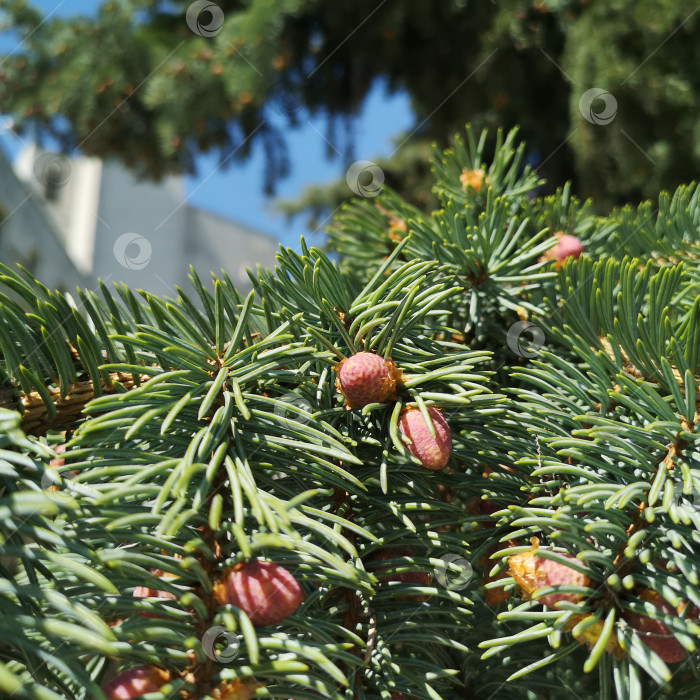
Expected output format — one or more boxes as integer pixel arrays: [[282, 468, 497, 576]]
[[2, 0, 699, 222]]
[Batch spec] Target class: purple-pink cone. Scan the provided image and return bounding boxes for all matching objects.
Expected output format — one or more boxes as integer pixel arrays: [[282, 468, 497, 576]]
[[624, 589, 688, 663], [535, 556, 589, 608], [508, 550, 590, 609], [101, 666, 168, 699], [336, 352, 399, 408], [398, 406, 452, 470], [213, 560, 305, 627]]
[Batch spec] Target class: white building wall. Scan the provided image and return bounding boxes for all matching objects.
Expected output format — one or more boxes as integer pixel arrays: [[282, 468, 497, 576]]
[[12, 145, 101, 277], [90, 160, 188, 295], [5, 146, 278, 300], [64, 158, 102, 275], [184, 207, 278, 293], [0, 147, 89, 294]]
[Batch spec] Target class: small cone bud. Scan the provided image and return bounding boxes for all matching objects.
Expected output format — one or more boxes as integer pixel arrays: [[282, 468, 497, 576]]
[[212, 679, 260, 699], [398, 406, 452, 470], [460, 168, 489, 192], [552, 234, 584, 261], [49, 444, 66, 468], [213, 560, 305, 627], [562, 615, 624, 658], [540, 233, 584, 268]]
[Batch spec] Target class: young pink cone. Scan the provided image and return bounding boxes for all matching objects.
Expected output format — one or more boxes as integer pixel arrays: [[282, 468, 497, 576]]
[[335, 352, 399, 408], [213, 560, 305, 627], [625, 589, 686, 663], [45, 444, 81, 494], [398, 406, 452, 470], [101, 666, 168, 699], [551, 234, 584, 262], [508, 550, 590, 608], [132, 569, 177, 618]]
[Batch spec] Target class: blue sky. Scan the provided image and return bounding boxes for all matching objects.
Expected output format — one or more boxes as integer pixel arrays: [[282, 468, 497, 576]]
[[0, 0, 414, 251]]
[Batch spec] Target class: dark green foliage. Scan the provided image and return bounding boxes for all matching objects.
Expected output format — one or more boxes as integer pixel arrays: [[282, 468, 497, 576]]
[[2, 0, 700, 208]]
